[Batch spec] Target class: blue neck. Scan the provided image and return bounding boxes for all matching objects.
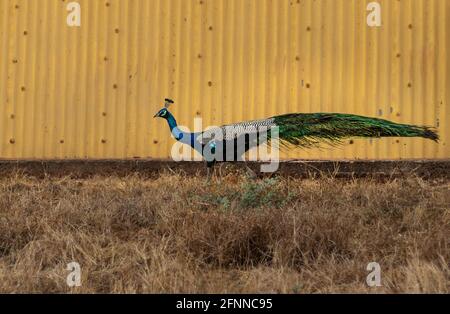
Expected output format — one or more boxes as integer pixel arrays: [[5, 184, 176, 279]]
[[164, 111, 201, 152], [167, 112, 178, 132], [166, 111, 185, 141]]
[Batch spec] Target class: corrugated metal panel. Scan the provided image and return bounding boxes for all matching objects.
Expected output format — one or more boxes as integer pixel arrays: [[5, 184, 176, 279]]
[[0, 0, 448, 160]]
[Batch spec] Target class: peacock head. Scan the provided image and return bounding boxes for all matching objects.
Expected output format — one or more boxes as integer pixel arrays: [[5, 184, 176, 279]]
[[153, 98, 174, 119]]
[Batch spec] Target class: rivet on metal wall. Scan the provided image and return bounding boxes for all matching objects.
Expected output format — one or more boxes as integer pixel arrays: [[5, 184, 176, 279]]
[[60, 139, 64, 144], [21, 86, 26, 91], [9, 139, 15, 144], [101, 139, 107, 144], [10, 114, 15, 119]]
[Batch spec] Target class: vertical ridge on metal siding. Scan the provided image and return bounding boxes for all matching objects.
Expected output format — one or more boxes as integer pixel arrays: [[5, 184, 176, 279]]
[[0, 1, 9, 158], [0, 0, 448, 160], [442, 0, 449, 160]]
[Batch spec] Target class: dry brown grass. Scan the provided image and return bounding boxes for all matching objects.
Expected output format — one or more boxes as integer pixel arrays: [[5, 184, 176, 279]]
[[0, 170, 448, 293]]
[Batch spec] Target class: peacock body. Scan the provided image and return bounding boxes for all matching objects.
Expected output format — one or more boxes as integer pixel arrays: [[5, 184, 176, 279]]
[[154, 99, 439, 171]]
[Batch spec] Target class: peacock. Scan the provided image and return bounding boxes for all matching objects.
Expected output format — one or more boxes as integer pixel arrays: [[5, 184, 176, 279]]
[[154, 98, 439, 178]]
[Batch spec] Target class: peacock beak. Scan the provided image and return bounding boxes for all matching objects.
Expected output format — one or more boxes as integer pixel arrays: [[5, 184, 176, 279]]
[[153, 113, 159, 118]]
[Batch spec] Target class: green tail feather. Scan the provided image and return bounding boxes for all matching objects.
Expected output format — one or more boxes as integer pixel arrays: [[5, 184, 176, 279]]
[[272, 113, 439, 148]]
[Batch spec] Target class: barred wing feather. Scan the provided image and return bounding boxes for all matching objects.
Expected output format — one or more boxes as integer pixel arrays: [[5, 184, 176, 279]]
[[196, 118, 276, 145]]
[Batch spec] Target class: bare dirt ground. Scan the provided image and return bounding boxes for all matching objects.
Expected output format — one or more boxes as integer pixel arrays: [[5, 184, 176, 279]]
[[0, 168, 448, 293]]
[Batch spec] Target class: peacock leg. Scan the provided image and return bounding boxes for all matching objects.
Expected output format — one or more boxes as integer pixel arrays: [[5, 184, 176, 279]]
[[218, 163, 225, 178], [206, 167, 211, 183], [205, 160, 216, 183], [244, 162, 257, 179]]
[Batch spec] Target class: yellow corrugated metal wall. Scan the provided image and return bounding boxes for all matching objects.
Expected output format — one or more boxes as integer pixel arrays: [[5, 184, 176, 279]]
[[0, 0, 448, 160]]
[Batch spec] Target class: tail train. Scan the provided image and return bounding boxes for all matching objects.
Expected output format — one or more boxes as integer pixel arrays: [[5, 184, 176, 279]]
[[272, 113, 439, 148]]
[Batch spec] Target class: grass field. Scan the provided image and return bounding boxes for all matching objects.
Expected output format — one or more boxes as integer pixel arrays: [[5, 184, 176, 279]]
[[0, 170, 448, 293]]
